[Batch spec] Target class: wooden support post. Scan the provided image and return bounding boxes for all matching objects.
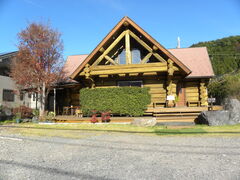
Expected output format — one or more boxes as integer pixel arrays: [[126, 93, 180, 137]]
[[200, 80, 208, 106], [54, 88, 56, 116], [125, 30, 131, 64], [153, 53, 166, 63], [166, 59, 175, 107], [141, 52, 152, 64]]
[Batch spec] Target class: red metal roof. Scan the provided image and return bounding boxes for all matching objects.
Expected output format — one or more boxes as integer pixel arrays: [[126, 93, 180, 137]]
[[63, 54, 88, 77], [169, 47, 214, 78]]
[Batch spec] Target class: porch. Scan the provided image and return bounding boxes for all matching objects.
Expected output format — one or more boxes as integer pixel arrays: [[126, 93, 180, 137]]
[[53, 105, 223, 124]]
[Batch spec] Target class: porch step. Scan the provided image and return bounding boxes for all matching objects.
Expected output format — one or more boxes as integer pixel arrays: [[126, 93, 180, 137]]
[[154, 112, 200, 117]]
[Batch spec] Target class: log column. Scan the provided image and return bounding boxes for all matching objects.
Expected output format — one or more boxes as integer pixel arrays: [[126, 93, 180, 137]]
[[166, 59, 175, 107], [200, 79, 208, 106], [83, 64, 95, 88], [125, 30, 132, 64]]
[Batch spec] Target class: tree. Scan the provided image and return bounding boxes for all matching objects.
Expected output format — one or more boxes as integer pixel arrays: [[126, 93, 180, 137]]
[[11, 22, 65, 116]]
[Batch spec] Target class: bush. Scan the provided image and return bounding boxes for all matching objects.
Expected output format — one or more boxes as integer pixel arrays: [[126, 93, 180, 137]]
[[208, 72, 240, 103], [32, 109, 39, 117], [12, 105, 33, 119], [80, 87, 151, 116]]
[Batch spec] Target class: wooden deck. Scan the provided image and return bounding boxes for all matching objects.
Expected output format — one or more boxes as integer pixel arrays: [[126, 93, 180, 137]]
[[54, 106, 223, 124]]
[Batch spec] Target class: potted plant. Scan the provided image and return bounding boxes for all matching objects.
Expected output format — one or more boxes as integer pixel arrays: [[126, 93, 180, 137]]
[[15, 112, 21, 124], [32, 109, 39, 123], [175, 95, 179, 107], [90, 110, 98, 123]]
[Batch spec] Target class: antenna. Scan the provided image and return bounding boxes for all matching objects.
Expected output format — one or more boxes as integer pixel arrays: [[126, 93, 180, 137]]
[[177, 37, 180, 48]]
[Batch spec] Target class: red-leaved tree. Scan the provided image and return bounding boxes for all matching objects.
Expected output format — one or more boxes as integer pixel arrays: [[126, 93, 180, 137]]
[[10, 22, 65, 116]]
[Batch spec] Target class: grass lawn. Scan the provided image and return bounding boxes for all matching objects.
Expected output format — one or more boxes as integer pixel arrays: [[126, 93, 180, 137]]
[[1, 122, 240, 138]]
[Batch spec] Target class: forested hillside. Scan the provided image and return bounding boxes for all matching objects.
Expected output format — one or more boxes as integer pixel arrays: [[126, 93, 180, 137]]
[[191, 36, 240, 75]]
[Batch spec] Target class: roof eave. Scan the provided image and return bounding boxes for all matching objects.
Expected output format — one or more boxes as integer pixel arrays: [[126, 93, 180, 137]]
[[185, 75, 215, 79]]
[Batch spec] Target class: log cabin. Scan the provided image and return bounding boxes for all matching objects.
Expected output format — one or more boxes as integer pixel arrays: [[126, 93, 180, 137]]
[[51, 16, 215, 119]]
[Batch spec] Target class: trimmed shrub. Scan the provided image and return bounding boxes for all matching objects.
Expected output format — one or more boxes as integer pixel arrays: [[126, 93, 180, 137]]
[[80, 87, 151, 116]]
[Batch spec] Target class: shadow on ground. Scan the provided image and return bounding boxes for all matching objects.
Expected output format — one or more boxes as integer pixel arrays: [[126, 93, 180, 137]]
[[0, 159, 111, 180]]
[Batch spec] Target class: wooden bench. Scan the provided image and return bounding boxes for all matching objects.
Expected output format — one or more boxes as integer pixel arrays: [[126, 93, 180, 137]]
[[187, 101, 201, 107], [153, 101, 166, 108], [75, 108, 83, 117]]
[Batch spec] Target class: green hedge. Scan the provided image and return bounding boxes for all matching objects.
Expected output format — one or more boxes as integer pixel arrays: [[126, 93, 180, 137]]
[[80, 87, 151, 116]]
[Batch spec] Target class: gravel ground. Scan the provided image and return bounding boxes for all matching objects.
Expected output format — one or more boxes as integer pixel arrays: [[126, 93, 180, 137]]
[[0, 130, 240, 180]]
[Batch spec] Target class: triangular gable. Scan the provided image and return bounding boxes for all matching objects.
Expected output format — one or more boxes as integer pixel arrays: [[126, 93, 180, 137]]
[[70, 16, 191, 79]]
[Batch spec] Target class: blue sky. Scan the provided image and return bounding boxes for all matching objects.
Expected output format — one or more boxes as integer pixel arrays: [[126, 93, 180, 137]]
[[0, 0, 240, 58]]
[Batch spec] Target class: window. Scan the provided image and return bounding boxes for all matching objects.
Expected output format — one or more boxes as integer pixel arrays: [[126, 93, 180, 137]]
[[33, 93, 38, 101], [3, 89, 14, 102], [119, 49, 126, 64], [20, 92, 24, 101], [131, 49, 141, 64], [118, 81, 143, 87]]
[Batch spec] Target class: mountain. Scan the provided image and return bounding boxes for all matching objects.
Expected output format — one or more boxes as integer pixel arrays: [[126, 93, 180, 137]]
[[190, 35, 240, 75]]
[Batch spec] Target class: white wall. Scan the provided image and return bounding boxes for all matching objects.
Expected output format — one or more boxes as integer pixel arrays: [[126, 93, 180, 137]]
[[28, 93, 41, 110], [0, 75, 31, 108]]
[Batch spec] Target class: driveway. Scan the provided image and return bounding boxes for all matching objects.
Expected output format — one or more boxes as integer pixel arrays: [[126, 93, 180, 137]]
[[0, 131, 239, 180]]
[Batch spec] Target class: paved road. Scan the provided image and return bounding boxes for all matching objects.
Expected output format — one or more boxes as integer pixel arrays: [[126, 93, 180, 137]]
[[0, 131, 240, 180]]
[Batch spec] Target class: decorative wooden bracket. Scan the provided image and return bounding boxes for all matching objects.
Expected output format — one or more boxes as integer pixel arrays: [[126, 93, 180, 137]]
[[167, 59, 174, 76], [83, 64, 95, 88]]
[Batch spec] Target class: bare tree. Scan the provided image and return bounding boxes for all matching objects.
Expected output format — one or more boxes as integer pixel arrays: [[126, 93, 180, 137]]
[[11, 22, 65, 116]]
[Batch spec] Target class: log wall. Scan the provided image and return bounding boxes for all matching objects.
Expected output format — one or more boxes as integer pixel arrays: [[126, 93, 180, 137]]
[[185, 81, 200, 107]]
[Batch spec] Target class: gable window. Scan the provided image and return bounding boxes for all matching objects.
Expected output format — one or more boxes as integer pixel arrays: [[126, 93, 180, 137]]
[[3, 89, 14, 102], [118, 49, 126, 64], [131, 49, 141, 64], [118, 80, 143, 87], [116, 48, 141, 65]]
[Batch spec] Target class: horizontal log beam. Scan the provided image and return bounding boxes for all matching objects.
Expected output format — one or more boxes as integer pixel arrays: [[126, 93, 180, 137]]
[[91, 62, 167, 70], [90, 66, 168, 75]]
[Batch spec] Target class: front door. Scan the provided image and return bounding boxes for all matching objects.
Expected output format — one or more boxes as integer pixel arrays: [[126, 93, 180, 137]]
[[176, 82, 185, 106]]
